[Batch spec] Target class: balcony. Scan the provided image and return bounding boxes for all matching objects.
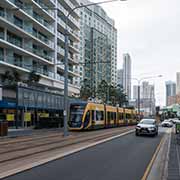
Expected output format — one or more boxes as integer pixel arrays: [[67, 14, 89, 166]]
[[32, 48, 53, 62], [57, 2, 79, 30], [57, 17, 79, 42], [12, 2, 54, 33], [6, 56, 33, 71], [4, 55, 54, 78], [32, 12, 54, 33], [33, 0, 55, 18], [56, 74, 75, 86], [0, 12, 54, 49], [7, 35, 22, 48]]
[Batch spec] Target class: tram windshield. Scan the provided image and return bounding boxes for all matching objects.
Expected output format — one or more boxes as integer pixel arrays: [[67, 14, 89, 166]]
[[69, 104, 85, 127]]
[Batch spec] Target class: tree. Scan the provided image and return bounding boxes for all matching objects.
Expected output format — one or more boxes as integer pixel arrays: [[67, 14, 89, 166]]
[[115, 85, 128, 107], [27, 71, 40, 84], [80, 78, 91, 100], [97, 80, 108, 102], [1, 70, 21, 85]]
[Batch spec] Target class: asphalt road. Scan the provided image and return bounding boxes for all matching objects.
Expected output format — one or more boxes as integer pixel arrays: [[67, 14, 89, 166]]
[[3, 127, 167, 180]]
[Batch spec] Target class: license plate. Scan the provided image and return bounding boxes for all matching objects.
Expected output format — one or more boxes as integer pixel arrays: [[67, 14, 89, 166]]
[[142, 129, 147, 133]]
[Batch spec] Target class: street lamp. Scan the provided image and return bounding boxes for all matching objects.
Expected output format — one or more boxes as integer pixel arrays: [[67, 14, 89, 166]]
[[132, 75, 163, 119], [63, 0, 127, 136]]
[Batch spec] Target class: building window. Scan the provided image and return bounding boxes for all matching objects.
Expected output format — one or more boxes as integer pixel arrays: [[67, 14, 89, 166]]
[[7, 31, 23, 48], [14, 53, 22, 67], [0, 7, 4, 17], [0, 27, 4, 39], [0, 48, 3, 60], [14, 15, 23, 29], [15, 0, 23, 9]]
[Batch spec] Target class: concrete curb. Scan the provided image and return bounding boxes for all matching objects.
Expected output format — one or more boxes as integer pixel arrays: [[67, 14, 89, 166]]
[[0, 129, 134, 179], [146, 128, 172, 180]]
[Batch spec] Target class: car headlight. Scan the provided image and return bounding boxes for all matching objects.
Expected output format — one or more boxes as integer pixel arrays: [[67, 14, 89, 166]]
[[136, 126, 141, 129]]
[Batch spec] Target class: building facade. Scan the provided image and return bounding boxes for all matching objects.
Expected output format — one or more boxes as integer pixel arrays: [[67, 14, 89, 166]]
[[74, 0, 117, 92], [0, 0, 80, 96], [117, 69, 123, 87], [176, 72, 180, 95], [123, 53, 131, 99], [133, 85, 138, 100], [140, 81, 155, 116], [166, 81, 176, 106], [141, 81, 155, 99]]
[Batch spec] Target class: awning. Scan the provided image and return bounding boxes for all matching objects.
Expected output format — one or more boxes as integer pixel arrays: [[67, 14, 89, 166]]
[[0, 100, 16, 108]]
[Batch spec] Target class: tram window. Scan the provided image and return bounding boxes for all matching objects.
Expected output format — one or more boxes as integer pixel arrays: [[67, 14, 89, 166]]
[[126, 113, 131, 119], [114, 112, 116, 120], [92, 110, 95, 121], [85, 111, 90, 122], [96, 111, 104, 121], [119, 113, 123, 119], [111, 112, 113, 120], [107, 112, 111, 120]]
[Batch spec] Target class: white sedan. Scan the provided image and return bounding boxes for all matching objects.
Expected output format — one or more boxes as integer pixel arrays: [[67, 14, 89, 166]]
[[161, 120, 173, 127]]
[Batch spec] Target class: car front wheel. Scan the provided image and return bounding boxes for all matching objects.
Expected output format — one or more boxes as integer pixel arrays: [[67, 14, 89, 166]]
[[136, 131, 139, 136]]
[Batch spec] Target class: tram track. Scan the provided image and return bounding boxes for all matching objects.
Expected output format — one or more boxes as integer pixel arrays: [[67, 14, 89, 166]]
[[0, 126, 134, 164]]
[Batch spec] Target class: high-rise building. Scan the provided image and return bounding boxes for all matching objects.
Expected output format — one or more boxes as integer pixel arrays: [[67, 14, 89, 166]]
[[176, 72, 180, 95], [123, 53, 131, 99], [117, 69, 123, 87], [0, 0, 80, 95], [133, 85, 139, 100], [74, 0, 117, 94], [166, 81, 176, 106], [140, 81, 155, 116], [141, 81, 155, 99]]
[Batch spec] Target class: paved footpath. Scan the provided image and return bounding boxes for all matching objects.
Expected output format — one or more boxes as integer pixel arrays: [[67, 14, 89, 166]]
[[3, 128, 166, 180], [167, 129, 180, 180]]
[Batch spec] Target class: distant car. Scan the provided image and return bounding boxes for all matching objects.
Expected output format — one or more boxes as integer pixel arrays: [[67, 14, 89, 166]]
[[171, 118, 180, 124], [161, 120, 173, 127], [135, 119, 158, 136]]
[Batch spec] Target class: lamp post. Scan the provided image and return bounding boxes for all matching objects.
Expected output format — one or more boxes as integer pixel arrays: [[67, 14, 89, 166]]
[[63, 0, 127, 136], [132, 75, 163, 119]]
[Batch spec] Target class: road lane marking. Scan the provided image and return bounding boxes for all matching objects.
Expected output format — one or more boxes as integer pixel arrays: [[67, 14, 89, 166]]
[[0, 129, 134, 179], [141, 130, 169, 180]]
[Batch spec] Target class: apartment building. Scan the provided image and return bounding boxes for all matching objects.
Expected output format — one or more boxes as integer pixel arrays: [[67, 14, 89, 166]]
[[0, 0, 80, 95]]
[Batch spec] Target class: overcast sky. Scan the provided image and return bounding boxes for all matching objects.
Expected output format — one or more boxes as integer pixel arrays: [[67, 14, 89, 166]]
[[91, 0, 180, 106]]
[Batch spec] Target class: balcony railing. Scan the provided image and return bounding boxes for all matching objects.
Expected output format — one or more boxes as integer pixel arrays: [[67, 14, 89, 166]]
[[0, 12, 54, 48], [8, 1, 54, 33], [32, 48, 53, 62], [5, 56, 54, 78], [6, 56, 33, 71], [33, 0, 55, 17]]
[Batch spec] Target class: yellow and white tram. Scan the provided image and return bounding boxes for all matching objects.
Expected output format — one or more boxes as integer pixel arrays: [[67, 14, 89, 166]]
[[68, 102, 138, 130]]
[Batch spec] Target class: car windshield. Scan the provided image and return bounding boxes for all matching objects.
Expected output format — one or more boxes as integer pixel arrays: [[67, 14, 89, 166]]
[[139, 119, 155, 125]]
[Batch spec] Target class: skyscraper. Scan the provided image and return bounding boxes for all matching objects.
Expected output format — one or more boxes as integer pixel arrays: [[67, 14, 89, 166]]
[[123, 53, 131, 99], [133, 85, 139, 100], [117, 69, 123, 87], [166, 81, 176, 106], [176, 72, 180, 95], [74, 0, 117, 92], [140, 81, 155, 116]]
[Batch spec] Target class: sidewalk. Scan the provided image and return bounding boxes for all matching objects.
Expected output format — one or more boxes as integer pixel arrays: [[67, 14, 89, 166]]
[[167, 129, 180, 180], [0, 128, 63, 139]]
